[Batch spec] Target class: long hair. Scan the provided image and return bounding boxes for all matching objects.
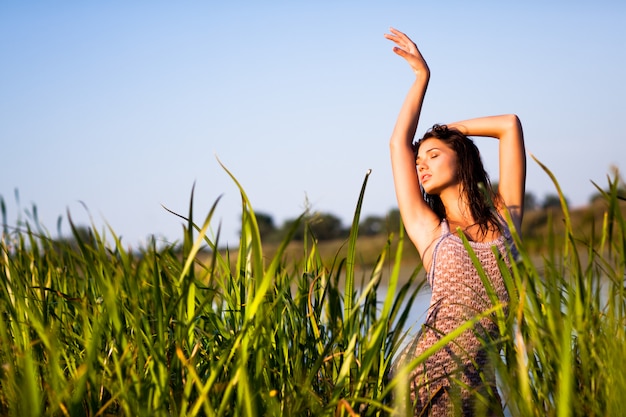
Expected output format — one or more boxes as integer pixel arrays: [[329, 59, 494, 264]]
[[413, 124, 502, 236]]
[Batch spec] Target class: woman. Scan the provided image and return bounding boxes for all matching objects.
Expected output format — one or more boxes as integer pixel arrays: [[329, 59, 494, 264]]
[[384, 28, 526, 416]]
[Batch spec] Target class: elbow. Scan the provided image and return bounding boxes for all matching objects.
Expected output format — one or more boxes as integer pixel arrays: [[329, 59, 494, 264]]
[[504, 114, 523, 138], [503, 114, 521, 128]]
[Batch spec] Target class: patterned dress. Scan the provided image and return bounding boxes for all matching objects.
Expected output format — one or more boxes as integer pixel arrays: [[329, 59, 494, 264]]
[[392, 219, 514, 416]]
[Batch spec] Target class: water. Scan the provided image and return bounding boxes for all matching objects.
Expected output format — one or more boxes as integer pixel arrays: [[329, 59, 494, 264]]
[[379, 282, 431, 343]]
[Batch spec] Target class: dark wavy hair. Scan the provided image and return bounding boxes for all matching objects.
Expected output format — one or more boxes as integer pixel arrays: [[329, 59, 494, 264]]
[[413, 124, 502, 236]]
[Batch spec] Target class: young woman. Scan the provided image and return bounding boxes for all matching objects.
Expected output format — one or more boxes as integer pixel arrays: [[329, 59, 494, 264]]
[[384, 28, 526, 416]]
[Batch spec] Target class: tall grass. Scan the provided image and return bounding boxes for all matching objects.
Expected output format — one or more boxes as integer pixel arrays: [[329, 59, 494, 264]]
[[0, 169, 422, 417], [492, 159, 626, 417], [0, 162, 624, 416]]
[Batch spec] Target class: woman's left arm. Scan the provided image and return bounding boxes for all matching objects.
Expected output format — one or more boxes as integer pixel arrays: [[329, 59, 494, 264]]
[[448, 114, 526, 231]]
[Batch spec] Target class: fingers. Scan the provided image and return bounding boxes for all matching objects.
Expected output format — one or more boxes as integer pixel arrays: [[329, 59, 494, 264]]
[[389, 27, 408, 39], [384, 28, 429, 75], [384, 27, 416, 54], [385, 28, 412, 43], [384, 28, 407, 46], [391, 46, 409, 58]]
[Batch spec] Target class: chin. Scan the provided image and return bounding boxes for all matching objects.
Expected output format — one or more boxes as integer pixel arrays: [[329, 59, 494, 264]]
[[423, 185, 442, 196]]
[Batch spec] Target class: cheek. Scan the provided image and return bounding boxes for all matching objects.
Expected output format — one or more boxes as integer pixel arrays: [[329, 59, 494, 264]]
[[451, 163, 460, 178], [447, 156, 460, 177], [435, 156, 453, 171]]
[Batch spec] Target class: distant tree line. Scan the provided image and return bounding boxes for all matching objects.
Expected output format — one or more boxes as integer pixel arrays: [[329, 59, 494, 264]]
[[250, 189, 615, 243], [251, 210, 403, 243]]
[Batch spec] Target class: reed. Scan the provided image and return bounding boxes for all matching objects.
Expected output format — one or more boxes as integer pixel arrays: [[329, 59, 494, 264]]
[[0, 169, 422, 416], [489, 159, 626, 417], [0, 162, 624, 416]]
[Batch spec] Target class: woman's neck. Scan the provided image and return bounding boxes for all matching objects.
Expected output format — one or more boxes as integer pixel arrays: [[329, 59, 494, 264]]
[[444, 207, 500, 243], [439, 187, 474, 227], [439, 188, 500, 242]]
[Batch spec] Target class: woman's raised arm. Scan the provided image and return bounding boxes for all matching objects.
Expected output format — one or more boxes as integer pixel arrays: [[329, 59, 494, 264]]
[[385, 28, 440, 255], [447, 114, 526, 231]]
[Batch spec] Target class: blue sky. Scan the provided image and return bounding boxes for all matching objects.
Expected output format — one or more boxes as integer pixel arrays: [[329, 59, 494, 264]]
[[1, 1, 625, 248]]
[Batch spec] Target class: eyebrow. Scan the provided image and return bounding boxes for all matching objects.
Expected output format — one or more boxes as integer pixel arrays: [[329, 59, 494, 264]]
[[415, 147, 441, 163]]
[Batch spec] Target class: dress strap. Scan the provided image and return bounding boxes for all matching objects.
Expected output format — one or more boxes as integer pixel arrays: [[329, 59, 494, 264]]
[[495, 212, 514, 241], [495, 212, 520, 260], [440, 219, 450, 234], [427, 219, 450, 285]]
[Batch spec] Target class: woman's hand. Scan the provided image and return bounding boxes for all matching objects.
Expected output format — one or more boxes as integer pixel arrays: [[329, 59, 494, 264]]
[[384, 28, 429, 78]]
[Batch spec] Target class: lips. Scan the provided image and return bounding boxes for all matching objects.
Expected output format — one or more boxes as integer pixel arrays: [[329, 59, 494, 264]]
[[420, 173, 431, 183]]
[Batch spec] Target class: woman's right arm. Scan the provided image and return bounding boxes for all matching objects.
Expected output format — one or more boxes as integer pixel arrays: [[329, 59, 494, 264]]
[[385, 29, 440, 256]]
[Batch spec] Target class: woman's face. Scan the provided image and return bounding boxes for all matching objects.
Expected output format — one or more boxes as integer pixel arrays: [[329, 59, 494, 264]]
[[416, 138, 459, 195]]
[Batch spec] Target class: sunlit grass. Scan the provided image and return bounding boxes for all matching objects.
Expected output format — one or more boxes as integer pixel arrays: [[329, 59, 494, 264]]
[[491, 159, 626, 417], [0, 169, 422, 416], [0, 162, 624, 416]]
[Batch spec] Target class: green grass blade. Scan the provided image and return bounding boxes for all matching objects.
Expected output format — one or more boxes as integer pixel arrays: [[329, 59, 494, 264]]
[[344, 169, 371, 329]]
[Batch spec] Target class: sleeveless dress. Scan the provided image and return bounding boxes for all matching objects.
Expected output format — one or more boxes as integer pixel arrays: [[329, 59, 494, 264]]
[[391, 219, 514, 416]]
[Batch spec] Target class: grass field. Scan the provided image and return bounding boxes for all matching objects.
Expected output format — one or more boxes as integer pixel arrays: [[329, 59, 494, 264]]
[[0, 164, 624, 416]]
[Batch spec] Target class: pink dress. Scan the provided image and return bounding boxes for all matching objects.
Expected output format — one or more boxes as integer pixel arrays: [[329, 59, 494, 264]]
[[392, 219, 513, 416]]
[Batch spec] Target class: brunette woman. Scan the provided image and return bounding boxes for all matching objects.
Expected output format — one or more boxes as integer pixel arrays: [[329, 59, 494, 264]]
[[385, 28, 526, 416]]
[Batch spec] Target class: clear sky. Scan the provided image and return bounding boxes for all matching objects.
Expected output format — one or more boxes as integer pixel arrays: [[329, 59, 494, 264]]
[[2, 1, 625, 248]]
